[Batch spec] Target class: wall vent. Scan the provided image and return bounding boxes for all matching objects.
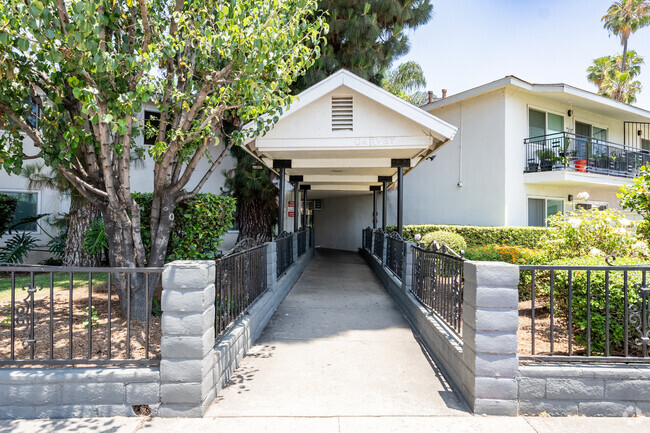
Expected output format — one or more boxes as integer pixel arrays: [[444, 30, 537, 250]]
[[331, 96, 353, 131]]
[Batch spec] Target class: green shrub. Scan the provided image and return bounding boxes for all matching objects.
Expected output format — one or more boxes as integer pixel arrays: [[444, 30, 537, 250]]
[[524, 256, 648, 355], [465, 244, 547, 265], [132, 192, 236, 261], [540, 207, 645, 260], [390, 224, 547, 248], [421, 231, 467, 253]]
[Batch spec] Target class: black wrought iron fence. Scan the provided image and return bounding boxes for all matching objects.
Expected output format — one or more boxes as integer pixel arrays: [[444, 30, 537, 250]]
[[373, 229, 384, 262], [276, 233, 294, 278], [298, 230, 307, 257], [411, 245, 464, 336], [0, 265, 163, 366], [362, 227, 373, 251], [214, 244, 267, 341], [520, 259, 650, 362], [385, 234, 404, 279]]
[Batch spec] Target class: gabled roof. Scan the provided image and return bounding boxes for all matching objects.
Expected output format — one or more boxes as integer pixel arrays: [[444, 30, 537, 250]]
[[243, 69, 457, 144], [421, 75, 650, 120]]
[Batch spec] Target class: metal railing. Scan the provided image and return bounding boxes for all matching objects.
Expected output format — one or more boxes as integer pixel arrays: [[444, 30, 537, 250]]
[[411, 245, 464, 336], [520, 260, 650, 363], [297, 230, 307, 257], [524, 132, 650, 178], [362, 227, 373, 251], [215, 244, 267, 341], [385, 233, 404, 280], [373, 229, 384, 262], [276, 233, 294, 278], [0, 265, 163, 366]]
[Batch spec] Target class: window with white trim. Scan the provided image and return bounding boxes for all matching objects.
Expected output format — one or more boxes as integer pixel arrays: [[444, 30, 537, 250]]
[[528, 197, 564, 227]]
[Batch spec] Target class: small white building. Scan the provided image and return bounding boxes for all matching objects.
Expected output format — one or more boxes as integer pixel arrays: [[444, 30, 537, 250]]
[[398, 76, 650, 227]]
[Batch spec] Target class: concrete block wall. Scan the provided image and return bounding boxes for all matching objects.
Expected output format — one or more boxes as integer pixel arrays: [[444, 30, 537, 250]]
[[463, 261, 520, 415], [160, 260, 216, 417], [0, 367, 160, 419], [518, 363, 650, 416]]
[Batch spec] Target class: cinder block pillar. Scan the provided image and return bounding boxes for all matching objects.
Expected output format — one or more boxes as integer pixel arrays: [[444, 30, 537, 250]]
[[381, 234, 387, 265], [292, 233, 298, 263], [160, 261, 216, 417], [463, 261, 520, 415], [402, 241, 415, 292], [266, 241, 277, 288]]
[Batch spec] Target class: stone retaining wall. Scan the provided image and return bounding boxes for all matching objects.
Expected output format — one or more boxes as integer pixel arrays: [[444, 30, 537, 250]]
[[518, 363, 650, 416], [0, 367, 160, 419]]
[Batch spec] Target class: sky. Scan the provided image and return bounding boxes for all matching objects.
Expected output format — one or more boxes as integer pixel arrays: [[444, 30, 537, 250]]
[[399, 0, 650, 109]]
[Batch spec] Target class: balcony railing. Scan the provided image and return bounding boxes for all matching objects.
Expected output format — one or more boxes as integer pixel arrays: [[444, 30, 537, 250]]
[[524, 132, 650, 179]]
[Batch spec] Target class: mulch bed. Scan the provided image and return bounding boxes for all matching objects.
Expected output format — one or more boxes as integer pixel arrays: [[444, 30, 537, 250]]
[[0, 284, 160, 365], [518, 300, 582, 356]]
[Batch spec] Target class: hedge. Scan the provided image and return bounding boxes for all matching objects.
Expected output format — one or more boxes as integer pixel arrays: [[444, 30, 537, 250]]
[[132, 192, 236, 261], [388, 224, 548, 248]]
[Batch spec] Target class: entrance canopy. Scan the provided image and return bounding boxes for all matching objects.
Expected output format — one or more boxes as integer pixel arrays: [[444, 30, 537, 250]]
[[242, 70, 458, 199]]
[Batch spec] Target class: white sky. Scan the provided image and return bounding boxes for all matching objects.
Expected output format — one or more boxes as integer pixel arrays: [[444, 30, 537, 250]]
[[400, 0, 650, 109]]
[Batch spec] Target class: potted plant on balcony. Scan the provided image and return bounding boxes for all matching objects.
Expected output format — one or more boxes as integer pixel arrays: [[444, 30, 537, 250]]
[[536, 149, 557, 171]]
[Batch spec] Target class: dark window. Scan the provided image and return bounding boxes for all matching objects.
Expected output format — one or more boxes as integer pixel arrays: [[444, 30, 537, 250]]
[[144, 110, 161, 146], [1, 191, 38, 232]]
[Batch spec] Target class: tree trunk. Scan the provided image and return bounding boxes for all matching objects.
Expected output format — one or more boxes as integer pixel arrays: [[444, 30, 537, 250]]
[[622, 38, 628, 72], [63, 198, 102, 267], [236, 197, 275, 243]]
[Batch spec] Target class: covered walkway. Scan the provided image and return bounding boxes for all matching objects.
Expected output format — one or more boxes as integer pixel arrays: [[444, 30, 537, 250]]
[[205, 249, 469, 418]]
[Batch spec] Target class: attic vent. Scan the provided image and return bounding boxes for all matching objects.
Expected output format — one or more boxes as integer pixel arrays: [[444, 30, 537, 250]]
[[331, 96, 353, 131]]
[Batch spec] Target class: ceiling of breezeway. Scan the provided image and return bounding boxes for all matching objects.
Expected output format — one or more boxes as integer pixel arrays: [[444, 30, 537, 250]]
[[241, 70, 458, 199]]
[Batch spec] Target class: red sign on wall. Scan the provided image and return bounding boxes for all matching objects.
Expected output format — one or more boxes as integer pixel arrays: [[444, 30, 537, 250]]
[[288, 200, 295, 217]]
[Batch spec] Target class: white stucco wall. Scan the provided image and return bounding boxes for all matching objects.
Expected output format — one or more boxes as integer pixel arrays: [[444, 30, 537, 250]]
[[313, 194, 373, 251], [384, 89, 508, 227]]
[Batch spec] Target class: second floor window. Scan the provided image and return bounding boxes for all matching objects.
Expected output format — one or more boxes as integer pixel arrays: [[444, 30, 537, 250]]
[[529, 108, 564, 138]]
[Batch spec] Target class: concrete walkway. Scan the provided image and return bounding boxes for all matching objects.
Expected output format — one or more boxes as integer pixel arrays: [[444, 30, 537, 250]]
[[205, 248, 469, 417]]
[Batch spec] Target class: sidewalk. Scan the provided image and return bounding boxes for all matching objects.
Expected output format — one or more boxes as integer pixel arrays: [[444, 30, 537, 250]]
[[2, 415, 650, 433]]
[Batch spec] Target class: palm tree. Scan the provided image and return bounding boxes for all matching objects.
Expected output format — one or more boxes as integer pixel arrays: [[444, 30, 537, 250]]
[[602, 0, 650, 71], [587, 51, 643, 103], [381, 61, 429, 105]]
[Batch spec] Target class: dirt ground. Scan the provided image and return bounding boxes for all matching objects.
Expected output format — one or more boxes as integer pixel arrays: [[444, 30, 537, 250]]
[[0, 284, 160, 364], [518, 299, 583, 356]]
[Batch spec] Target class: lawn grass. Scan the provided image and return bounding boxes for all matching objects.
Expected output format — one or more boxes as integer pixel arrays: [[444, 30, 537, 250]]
[[0, 272, 109, 305]]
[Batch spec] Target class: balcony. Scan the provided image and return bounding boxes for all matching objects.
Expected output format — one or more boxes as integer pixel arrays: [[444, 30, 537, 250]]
[[524, 132, 650, 179]]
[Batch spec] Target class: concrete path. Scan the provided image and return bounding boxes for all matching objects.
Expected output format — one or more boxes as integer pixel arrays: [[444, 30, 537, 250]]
[[205, 248, 469, 417]]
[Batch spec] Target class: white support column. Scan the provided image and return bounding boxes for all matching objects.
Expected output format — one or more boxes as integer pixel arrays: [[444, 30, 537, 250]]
[[266, 241, 277, 289], [462, 261, 520, 415], [292, 232, 298, 263], [402, 241, 415, 293]]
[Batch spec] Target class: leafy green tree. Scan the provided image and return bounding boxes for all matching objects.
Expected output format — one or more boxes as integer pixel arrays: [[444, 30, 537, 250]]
[[381, 61, 428, 105], [602, 0, 650, 71], [0, 0, 325, 319], [296, 0, 433, 89], [587, 51, 644, 103], [618, 165, 650, 239]]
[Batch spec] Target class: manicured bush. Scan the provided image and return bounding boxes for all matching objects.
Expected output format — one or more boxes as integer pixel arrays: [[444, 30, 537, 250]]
[[524, 256, 648, 355], [421, 230, 467, 253], [133, 192, 236, 261], [465, 244, 546, 265], [390, 224, 547, 248], [540, 207, 646, 260]]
